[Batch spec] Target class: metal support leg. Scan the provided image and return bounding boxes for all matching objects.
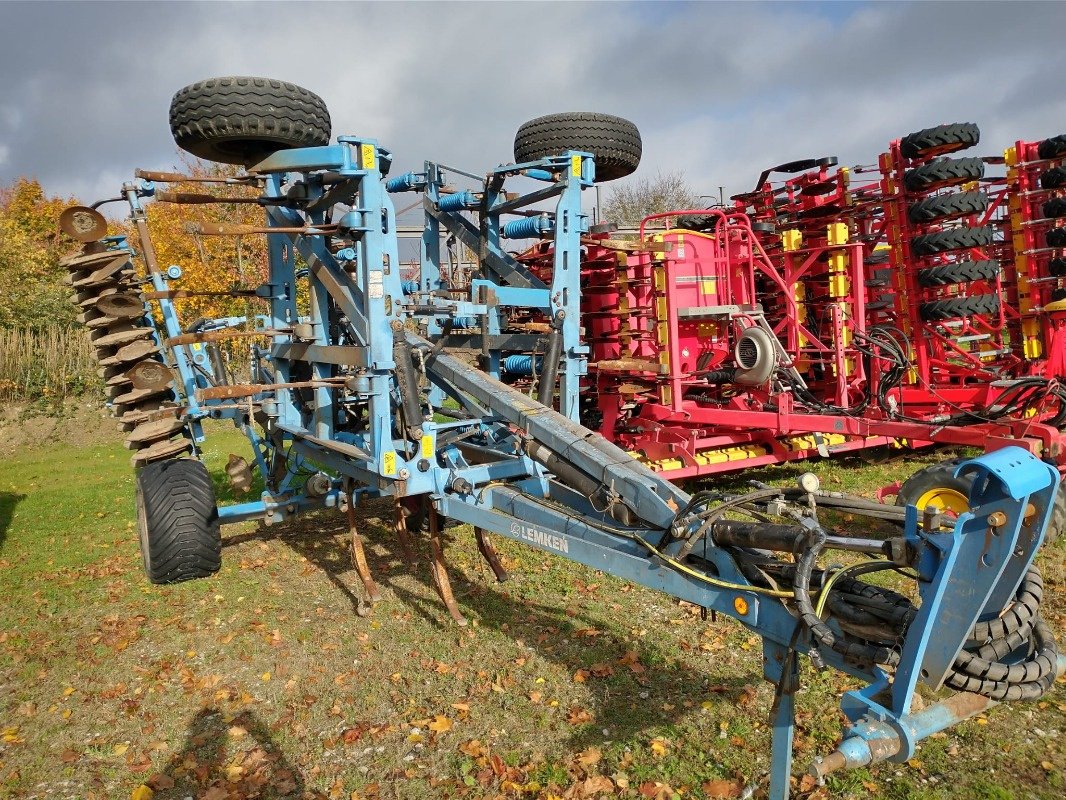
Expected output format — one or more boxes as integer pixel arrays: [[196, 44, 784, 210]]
[[428, 506, 468, 626], [393, 498, 417, 562], [345, 485, 381, 616], [764, 639, 800, 800], [474, 527, 509, 583]]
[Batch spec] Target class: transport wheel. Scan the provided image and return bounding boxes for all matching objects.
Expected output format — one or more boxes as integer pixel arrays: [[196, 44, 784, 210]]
[[136, 458, 222, 584], [916, 259, 999, 287], [1040, 167, 1066, 190], [1037, 135, 1066, 160], [900, 123, 980, 160], [895, 460, 972, 519], [919, 294, 1000, 321], [170, 76, 331, 166], [673, 213, 716, 232], [513, 112, 641, 182], [1043, 198, 1066, 219], [911, 225, 993, 256], [907, 191, 988, 224], [903, 157, 985, 194]]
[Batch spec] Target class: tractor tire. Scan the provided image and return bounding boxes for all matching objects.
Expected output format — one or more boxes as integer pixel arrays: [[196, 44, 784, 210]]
[[916, 259, 999, 287], [1049, 257, 1066, 277], [907, 191, 988, 224], [895, 459, 972, 518], [170, 76, 331, 166], [904, 157, 985, 194], [513, 112, 641, 182], [1040, 167, 1066, 190], [900, 123, 980, 160], [1048, 227, 1066, 248], [674, 213, 716, 232], [918, 294, 1000, 321], [1044, 197, 1066, 219], [1038, 135, 1066, 161], [136, 458, 222, 584], [911, 226, 993, 256], [1046, 482, 1065, 545]]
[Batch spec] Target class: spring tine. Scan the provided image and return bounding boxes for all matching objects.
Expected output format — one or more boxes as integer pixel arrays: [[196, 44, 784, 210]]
[[392, 498, 417, 562], [474, 527, 509, 583], [345, 485, 381, 613], [427, 506, 467, 626]]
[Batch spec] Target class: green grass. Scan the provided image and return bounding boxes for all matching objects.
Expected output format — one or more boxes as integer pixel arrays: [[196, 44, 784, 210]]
[[0, 422, 1063, 800]]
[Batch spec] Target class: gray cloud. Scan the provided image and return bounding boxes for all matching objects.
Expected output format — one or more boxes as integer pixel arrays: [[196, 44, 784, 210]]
[[2, 0, 1066, 213]]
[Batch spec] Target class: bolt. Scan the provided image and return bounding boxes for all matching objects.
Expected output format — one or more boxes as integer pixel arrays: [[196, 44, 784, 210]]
[[988, 511, 1008, 527]]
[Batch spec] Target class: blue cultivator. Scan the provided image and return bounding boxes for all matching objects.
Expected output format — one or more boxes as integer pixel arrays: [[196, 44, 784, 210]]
[[58, 76, 1062, 798]]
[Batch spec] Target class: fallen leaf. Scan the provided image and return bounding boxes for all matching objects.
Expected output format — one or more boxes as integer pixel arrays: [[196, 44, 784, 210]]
[[261, 672, 271, 682], [60, 749, 79, 763], [528, 691, 543, 704], [567, 707, 593, 725], [130, 787, 154, 800], [458, 739, 486, 758], [114, 743, 129, 756], [573, 669, 589, 683], [701, 779, 741, 798], [649, 738, 668, 758], [148, 774, 175, 790], [427, 715, 453, 734], [576, 746, 602, 767]]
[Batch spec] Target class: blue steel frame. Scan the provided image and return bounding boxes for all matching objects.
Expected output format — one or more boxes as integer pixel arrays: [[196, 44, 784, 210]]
[[113, 139, 1061, 800]]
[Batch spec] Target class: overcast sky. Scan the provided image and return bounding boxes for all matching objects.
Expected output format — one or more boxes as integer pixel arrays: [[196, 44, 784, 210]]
[[3, 0, 1066, 216]]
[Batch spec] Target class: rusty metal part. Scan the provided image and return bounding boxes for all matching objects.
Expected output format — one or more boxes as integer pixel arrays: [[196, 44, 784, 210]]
[[392, 498, 417, 562], [346, 485, 382, 615], [125, 417, 187, 447], [59, 206, 108, 242], [225, 454, 253, 494], [143, 288, 259, 301], [165, 328, 288, 346], [84, 314, 121, 330], [135, 169, 258, 184], [155, 191, 262, 205], [592, 358, 665, 373], [61, 249, 127, 271], [195, 379, 343, 402], [113, 383, 172, 406], [585, 237, 674, 253], [427, 506, 467, 626], [99, 338, 159, 366], [95, 292, 146, 319], [72, 260, 134, 289], [185, 221, 337, 237], [116, 402, 184, 427], [76, 287, 118, 307], [91, 326, 153, 348], [474, 527, 509, 583], [105, 372, 132, 388], [131, 437, 192, 467], [126, 359, 175, 391]]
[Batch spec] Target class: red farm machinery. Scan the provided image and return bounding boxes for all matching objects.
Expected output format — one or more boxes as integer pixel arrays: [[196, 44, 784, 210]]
[[517, 123, 1066, 527]]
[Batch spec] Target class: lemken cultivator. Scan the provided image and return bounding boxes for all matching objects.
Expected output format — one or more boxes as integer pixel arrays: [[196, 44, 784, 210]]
[[59, 76, 1062, 798]]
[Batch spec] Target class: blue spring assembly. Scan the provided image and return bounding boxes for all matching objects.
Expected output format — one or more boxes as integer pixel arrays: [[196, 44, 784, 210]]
[[438, 191, 479, 212], [451, 317, 477, 329], [386, 172, 422, 193], [502, 215, 554, 239], [503, 354, 543, 376], [401, 280, 419, 295]]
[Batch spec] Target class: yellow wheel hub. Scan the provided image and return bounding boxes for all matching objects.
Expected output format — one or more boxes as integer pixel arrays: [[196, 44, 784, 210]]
[[915, 487, 969, 516]]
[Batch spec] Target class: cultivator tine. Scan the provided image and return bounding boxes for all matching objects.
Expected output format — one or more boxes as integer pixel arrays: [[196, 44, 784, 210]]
[[474, 527, 509, 583], [344, 485, 381, 616], [392, 498, 417, 562], [427, 506, 467, 626]]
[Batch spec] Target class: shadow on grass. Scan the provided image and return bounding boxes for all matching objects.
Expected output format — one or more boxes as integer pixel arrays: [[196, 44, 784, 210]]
[[155, 707, 304, 799], [224, 502, 760, 754], [0, 491, 25, 551]]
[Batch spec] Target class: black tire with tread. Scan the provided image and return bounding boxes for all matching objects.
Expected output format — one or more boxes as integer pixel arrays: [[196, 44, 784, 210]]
[[1047, 227, 1066, 248], [1038, 135, 1066, 161], [916, 259, 999, 287], [900, 123, 980, 160], [1045, 483, 1065, 545], [1043, 198, 1066, 219], [1040, 167, 1066, 190], [911, 226, 993, 256], [513, 112, 641, 182], [895, 459, 972, 509], [170, 76, 331, 166], [919, 294, 1000, 321], [904, 157, 984, 194], [908, 191, 988, 224], [136, 458, 221, 584]]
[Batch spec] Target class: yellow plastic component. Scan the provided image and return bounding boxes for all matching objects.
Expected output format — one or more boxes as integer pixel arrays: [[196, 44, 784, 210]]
[[1023, 318, 1044, 358], [826, 223, 848, 246], [733, 596, 749, 616], [915, 487, 969, 517], [571, 155, 583, 177], [700, 279, 717, 296], [1045, 299, 1066, 313], [782, 229, 802, 252], [1004, 146, 1018, 168]]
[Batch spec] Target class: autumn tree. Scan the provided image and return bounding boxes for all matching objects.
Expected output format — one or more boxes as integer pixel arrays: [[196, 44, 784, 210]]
[[601, 171, 702, 229], [0, 179, 79, 328]]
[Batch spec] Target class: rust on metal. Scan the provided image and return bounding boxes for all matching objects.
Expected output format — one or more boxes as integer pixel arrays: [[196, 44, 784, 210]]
[[185, 221, 337, 237], [95, 292, 146, 319], [59, 206, 108, 242], [346, 485, 382, 613], [392, 498, 417, 562], [195, 380, 344, 401], [165, 328, 289, 346], [155, 191, 262, 205], [428, 506, 467, 626], [475, 527, 509, 583], [126, 359, 175, 391], [144, 288, 259, 301]]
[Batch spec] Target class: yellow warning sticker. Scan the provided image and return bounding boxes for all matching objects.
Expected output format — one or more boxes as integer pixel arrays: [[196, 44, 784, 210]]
[[571, 155, 582, 177], [360, 143, 376, 170], [421, 435, 434, 460], [382, 451, 396, 475]]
